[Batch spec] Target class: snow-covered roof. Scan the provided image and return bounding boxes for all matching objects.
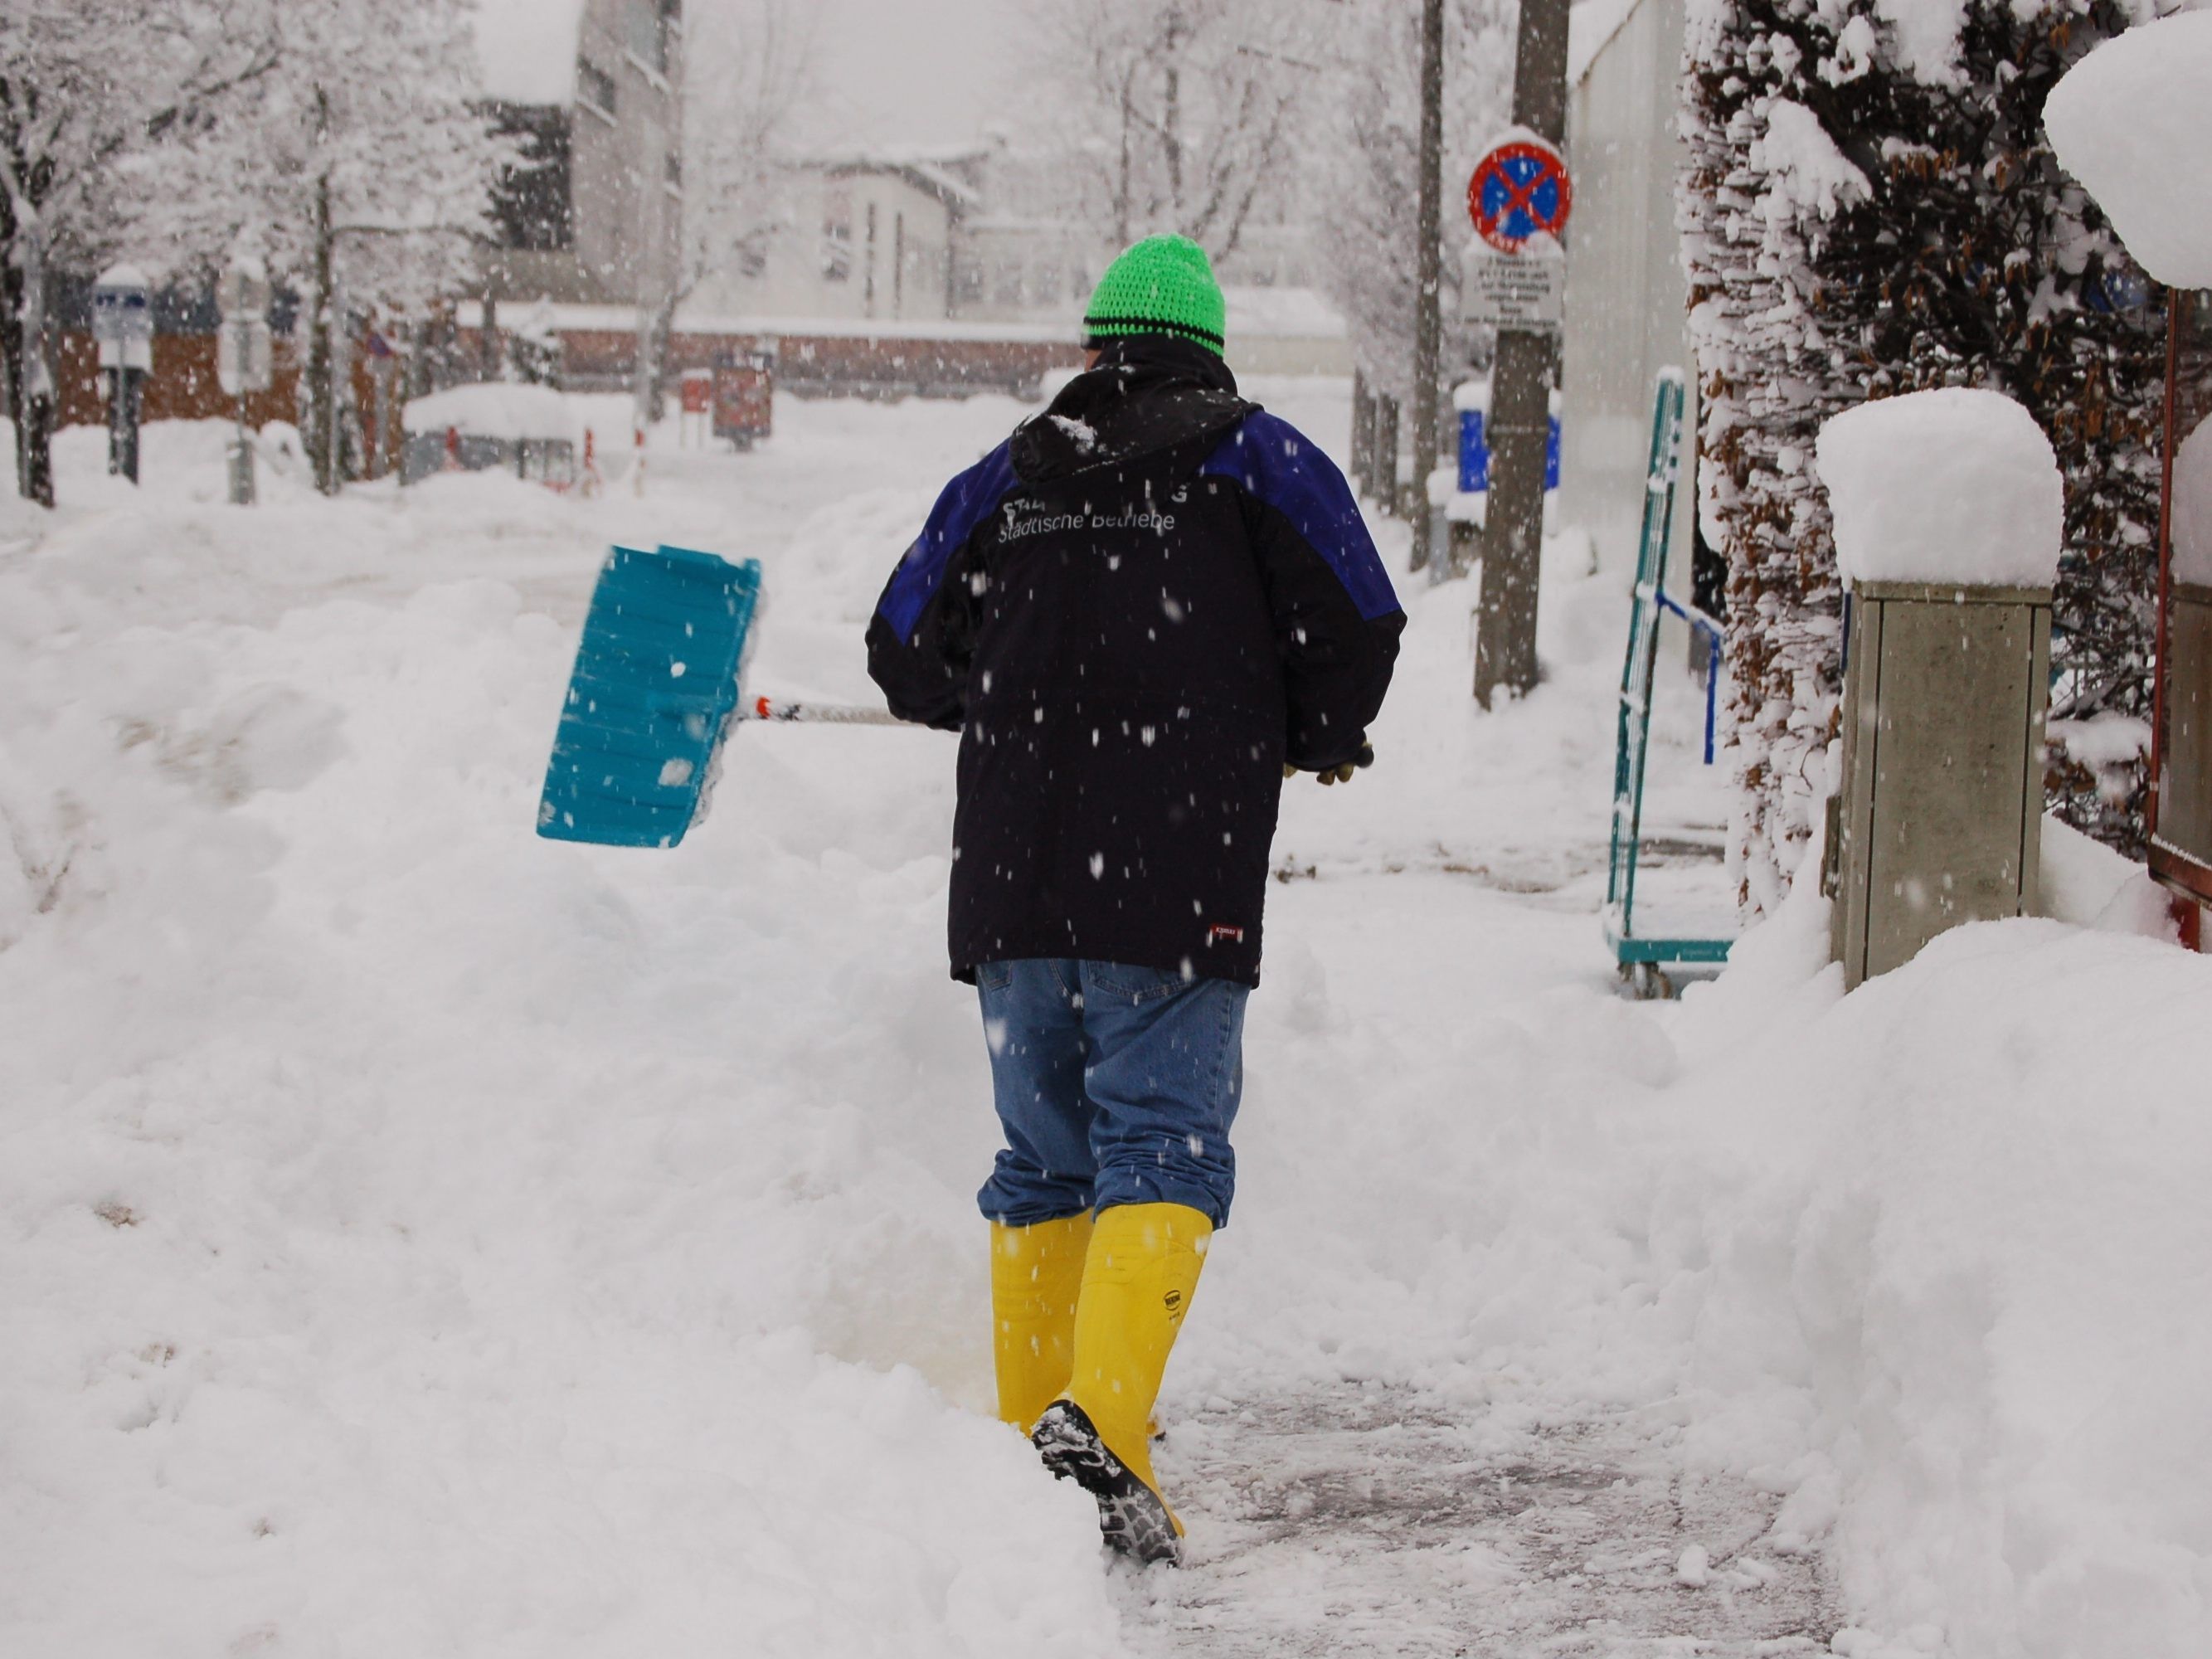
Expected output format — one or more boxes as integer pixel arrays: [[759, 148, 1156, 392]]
[[803, 150, 985, 212], [2044, 9, 2212, 290], [1569, 0, 1643, 85], [403, 382, 580, 441], [474, 0, 586, 105], [453, 299, 1079, 344]]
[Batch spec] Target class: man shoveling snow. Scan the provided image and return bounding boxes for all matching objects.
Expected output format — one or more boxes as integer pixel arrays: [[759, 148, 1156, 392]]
[[867, 235, 1405, 1564]]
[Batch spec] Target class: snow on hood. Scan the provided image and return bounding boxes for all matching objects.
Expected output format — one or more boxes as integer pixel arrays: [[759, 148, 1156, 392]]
[[474, 0, 588, 105], [2044, 8, 2212, 290]]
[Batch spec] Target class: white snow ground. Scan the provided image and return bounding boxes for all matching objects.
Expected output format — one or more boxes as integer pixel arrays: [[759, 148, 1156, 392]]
[[3, 390, 2209, 1659]]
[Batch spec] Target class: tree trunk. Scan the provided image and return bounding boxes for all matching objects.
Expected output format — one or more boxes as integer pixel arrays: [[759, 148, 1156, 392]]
[[304, 171, 338, 496], [1115, 72, 1135, 247], [13, 207, 54, 509], [1162, 60, 1184, 223]]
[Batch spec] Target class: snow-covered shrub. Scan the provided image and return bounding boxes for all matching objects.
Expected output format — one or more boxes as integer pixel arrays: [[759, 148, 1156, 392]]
[[1679, 0, 2168, 911]]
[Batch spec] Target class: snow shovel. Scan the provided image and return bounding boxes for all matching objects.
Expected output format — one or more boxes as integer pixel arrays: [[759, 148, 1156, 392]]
[[536, 543, 902, 849]]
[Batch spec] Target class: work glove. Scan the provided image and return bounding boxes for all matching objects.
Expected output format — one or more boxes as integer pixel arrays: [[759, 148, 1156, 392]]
[[1285, 742, 1375, 786]]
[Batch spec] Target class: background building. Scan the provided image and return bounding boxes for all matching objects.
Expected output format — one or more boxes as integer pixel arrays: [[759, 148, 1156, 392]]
[[476, 0, 686, 310], [1557, 0, 1699, 583]]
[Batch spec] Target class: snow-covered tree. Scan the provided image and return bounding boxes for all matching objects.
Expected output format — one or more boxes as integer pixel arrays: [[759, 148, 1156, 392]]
[[0, 0, 281, 505], [1680, 0, 2170, 911], [1305, 0, 1511, 424], [173, 0, 508, 494], [1024, 0, 1315, 262], [684, 0, 817, 304]]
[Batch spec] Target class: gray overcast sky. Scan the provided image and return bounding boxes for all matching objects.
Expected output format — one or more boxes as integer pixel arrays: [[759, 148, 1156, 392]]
[[803, 0, 1027, 151]]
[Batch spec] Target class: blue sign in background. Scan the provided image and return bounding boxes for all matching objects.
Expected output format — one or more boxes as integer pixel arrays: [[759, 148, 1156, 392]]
[[1459, 405, 1561, 494]]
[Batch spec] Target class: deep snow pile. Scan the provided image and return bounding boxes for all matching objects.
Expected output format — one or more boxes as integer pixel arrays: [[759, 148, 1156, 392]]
[[2044, 7, 2212, 290], [3, 396, 2210, 1658]]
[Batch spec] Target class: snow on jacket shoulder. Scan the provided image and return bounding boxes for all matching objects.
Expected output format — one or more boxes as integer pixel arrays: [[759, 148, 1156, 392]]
[[865, 337, 1403, 987]]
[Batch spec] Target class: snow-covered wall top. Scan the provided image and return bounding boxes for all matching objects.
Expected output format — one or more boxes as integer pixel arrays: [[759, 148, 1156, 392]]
[[1567, 0, 1641, 85], [1816, 388, 2063, 589], [403, 383, 579, 442], [2044, 9, 2212, 290], [474, 0, 587, 105]]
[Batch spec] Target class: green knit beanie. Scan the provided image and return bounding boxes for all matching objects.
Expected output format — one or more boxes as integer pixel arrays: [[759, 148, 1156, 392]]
[[1083, 235, 1227, 357]]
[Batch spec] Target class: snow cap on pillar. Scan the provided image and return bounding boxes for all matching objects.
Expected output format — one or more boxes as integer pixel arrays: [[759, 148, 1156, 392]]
[[1816, 388, 2062, 589], [2044, 9, 2212, 290]]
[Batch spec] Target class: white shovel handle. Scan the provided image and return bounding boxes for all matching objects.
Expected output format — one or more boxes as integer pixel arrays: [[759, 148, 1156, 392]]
[[741, 695, 912, 727]]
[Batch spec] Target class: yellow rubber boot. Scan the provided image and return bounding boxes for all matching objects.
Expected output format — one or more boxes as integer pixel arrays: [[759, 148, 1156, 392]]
[[989, 1213, 1093, 1433], [1033, 1201, 1212, 1565]]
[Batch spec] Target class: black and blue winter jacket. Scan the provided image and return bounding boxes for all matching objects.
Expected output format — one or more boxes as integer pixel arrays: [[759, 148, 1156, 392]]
[[866, 336, 1403, 987]]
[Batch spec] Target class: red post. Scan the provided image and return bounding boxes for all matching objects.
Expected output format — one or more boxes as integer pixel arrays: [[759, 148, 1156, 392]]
[[443, 425, 460, 470]]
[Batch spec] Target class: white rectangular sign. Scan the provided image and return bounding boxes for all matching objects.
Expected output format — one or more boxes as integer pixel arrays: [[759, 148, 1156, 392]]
[[1461, 245, 1565, 331], [218, 320, 275, 396]]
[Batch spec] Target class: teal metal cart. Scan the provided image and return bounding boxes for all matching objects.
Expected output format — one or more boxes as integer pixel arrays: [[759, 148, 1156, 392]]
[[1604, 369, 1735, 996]]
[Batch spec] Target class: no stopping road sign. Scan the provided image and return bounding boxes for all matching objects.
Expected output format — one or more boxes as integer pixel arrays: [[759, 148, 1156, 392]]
[[1468, 135, 1573, 254]]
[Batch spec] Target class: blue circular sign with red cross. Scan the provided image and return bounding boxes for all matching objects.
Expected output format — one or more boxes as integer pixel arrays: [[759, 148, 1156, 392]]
[[1468, 137, 1573, 253]]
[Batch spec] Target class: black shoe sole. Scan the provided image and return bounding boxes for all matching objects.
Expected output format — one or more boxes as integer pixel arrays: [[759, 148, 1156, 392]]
[[1032, 1400, 1183, 1566]]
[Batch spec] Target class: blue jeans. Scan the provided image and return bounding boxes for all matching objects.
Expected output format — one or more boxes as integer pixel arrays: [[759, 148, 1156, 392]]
[[975, 959, 1248, 1229]]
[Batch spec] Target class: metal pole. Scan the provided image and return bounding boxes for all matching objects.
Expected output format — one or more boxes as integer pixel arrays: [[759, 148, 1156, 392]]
[[1408, 0, 1446, 572], [1472, 0, 1572, 706], [231, 386, 255, 507], [118, 369, 141, 484], [1376, 396, 1401, 516], [1350, 366, 1372, 499], [109, 368, 127, 478]]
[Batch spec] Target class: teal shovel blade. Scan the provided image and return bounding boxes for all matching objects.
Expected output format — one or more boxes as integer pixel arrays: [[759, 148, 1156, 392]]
[[537, 544, 762, 848]]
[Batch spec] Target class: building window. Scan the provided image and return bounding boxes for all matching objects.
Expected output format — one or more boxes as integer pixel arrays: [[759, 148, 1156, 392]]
[[578, 60, 616, 119], [822, 192, 853, 282], [625, 0, 670, 75], [489, 105, 574, 251]]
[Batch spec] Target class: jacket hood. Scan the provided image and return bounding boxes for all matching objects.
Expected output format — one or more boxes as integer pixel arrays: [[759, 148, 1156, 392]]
[[1009, 336, 1256, 485]]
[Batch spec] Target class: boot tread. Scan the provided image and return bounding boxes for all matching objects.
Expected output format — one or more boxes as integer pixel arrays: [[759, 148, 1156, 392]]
[[1033, 1400, 1182, 1567]]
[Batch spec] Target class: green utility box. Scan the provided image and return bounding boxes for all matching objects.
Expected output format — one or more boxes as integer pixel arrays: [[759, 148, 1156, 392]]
[[1826, 581, 2053, 989]]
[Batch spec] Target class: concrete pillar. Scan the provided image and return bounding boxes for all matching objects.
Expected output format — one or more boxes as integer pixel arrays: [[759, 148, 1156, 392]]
[[1826, 581, 2053, 987]]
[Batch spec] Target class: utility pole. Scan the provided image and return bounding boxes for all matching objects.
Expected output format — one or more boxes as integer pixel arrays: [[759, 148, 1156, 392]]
[[1408, 0, 1446, 572], [1472, 0, 1572, 706]]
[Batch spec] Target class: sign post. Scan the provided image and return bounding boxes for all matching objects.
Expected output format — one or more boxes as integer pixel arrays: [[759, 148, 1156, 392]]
[[216, 259, 273, 507], [1466, 96, 1574, 697], [92, 265, 153, 484]]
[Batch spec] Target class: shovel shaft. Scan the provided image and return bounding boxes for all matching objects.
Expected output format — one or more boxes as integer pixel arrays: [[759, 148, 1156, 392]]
[[742, 695, 911, 727]]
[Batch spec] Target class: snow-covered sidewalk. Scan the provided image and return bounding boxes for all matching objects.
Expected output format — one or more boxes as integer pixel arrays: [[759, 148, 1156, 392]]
[[3, 392, 2208, 1659]]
